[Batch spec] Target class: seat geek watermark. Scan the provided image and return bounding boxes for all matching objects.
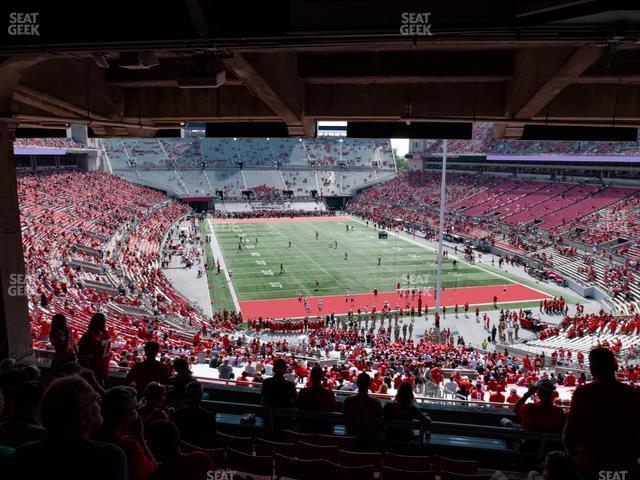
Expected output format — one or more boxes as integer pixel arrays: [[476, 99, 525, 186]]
[[206, 470, 235, 480], [8, 12, 40, 36], [400, 12, 433, 36], [8, 274, 26, 297], [599, 471, 629, 480]]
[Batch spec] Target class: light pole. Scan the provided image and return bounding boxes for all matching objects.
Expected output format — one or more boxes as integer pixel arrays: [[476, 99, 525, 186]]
[[434, 139, 448, 329]]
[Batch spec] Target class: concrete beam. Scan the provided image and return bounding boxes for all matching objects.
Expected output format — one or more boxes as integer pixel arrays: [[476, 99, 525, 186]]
[[305, 82, 507, 120], [509, 46, 602, 120], [0, 123, 32, 359], [223, 53, 304, 133]]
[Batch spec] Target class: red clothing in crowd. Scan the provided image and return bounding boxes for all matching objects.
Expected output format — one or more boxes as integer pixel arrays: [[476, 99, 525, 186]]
[[77, 331, 111, 382], [514, 401, 565, 433], [127, 359, 171, 394]]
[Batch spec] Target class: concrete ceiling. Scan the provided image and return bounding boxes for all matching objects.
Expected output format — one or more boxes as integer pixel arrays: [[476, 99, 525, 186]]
[[2, 0, 640, 138]]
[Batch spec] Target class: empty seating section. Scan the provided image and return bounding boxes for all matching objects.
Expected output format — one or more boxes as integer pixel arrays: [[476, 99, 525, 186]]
[[463, 180, 543, 216], [540, 186, 632, 230], [282, 170, 318, 195], [103, 137, 395, 199], [244, 169, 286, 190], [501, 183, 575, 224]]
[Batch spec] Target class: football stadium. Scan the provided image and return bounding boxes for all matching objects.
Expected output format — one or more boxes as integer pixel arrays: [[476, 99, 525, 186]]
[[1, 2, 640, 480]]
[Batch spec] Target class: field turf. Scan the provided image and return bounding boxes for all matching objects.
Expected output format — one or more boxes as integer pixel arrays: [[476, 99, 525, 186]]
[[211, 217, 513, 302]]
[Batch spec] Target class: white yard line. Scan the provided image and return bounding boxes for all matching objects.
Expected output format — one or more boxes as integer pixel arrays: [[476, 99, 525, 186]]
[[208, 219, 241, 311]]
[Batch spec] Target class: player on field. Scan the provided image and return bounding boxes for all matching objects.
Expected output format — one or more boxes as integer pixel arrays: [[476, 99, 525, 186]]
[[378, 255, 381, 266], [315, 279, 319, 291], [280, 262, 284, 274], [315, 230, 319, 240], [335, 240, 338, 249], [344, 252, 348, 260], [288, 240, 292, 248]]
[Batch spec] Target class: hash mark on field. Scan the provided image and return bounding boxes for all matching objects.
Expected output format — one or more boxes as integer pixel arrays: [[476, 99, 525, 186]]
[[256, 260, 266, 265], [269, 282, 283, 288], [246, 245, 255, 249], [262, 270, 274, 276], [251, 252, 260, 257]]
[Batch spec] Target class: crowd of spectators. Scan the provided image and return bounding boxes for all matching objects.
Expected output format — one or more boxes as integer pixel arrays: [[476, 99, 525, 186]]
[[14, 137, 91, 150]]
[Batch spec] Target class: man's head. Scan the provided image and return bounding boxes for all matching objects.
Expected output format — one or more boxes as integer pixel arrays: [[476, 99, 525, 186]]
[[143, 382, 166, 407], [185, 380, 203, 407], [144, 341, 160, 360], [589, 347, 617, 380], [101, 386, 138, 430], [356, 372, 371, 393], [273, 358, 287, 377], [535, 378, 556, 401], [41, 375, 102, 438], [173, 358, 189, 375]]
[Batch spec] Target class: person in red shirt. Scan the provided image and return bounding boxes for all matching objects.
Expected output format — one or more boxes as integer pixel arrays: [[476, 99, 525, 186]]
[[127, 341, 171, 396], [470, 384, 485, 401], [564, 371, 576, 387], [95, 386, 156, 480], [564, 348, 640, 479], [78, 312, 112, 386], [488, 389, 505, 404], [511, 379, 565, 433], [505, 388, 521, 404], [430, 365, 443, 385], [370, 372, 383, 393]]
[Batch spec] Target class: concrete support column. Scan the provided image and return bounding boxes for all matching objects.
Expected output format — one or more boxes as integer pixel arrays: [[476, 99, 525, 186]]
[[0, 122, 32, 359]]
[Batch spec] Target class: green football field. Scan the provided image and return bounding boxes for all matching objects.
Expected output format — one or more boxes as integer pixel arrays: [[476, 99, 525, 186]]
[[210, 218, 512, 301]]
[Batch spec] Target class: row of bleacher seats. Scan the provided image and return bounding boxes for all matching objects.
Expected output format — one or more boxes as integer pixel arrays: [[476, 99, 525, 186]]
[[185, 432, 486, 480], [102, 137, 396, 169], [18, 170, 227, 357], [420, 122, 640, 156]]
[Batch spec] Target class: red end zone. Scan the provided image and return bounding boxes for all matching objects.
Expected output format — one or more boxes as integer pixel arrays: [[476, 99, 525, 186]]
[[239, 283, 550, 319], [211, 216, 350, 224]]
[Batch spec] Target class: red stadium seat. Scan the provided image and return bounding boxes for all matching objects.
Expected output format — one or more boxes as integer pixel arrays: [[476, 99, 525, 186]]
[[226, 448, 273, 478], [215, 432, 254, 454]]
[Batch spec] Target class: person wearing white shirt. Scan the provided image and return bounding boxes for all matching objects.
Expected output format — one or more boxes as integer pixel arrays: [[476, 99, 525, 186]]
[[264, 363, 274, 376], [245, 361, 256, 376], [444, 377, 458, 397]]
